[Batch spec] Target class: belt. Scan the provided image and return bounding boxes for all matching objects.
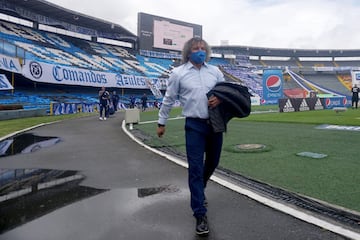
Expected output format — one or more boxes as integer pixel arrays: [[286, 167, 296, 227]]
[[186, 117, 211, 125]]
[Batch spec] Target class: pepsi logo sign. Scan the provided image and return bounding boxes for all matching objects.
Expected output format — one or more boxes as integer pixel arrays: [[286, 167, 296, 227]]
[[325, 98, 331, 106], [342, 97, 347, 105], [266, 75, 282, 92]]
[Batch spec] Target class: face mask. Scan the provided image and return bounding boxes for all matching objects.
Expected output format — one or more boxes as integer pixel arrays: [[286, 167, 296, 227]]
[[189, 51, 206, 64]]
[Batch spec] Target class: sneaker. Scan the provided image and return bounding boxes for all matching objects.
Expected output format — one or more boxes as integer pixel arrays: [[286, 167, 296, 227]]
[[195, 215, 209, 235], [99, 117, 103, 120], [104, 117, 107, 120]]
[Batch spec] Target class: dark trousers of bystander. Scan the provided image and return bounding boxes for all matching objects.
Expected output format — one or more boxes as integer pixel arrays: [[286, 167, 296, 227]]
[[352, 96, 359, 109], [99, 104, 109, 118]]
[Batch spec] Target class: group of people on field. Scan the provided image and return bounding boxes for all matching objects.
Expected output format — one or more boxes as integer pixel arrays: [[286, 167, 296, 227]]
[[98, 87, 119, 120], [129, 93, 149, 111], [98, 87, 151, 120]]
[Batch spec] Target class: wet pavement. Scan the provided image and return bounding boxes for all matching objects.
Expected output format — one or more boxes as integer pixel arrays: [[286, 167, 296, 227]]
[[0, 113, 356, 240], [0, 133, 61, 157]]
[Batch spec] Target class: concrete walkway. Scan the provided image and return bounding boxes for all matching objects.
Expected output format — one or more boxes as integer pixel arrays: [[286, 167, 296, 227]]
[[0, 112, 355, 240]]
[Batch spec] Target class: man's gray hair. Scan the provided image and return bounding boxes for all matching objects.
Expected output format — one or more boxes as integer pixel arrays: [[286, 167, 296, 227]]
[[181, 37, 211, 64]]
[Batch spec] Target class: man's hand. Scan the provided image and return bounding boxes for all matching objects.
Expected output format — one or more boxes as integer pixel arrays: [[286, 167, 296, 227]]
[[157, 126, 166, 137], [208, 95, 221, 109]]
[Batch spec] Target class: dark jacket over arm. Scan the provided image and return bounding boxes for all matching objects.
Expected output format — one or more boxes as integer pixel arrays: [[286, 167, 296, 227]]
[[207, 82, 252, 133]]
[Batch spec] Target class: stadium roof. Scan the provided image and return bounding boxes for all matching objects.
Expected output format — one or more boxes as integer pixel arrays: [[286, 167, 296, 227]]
[[0, 0, 137, 44], [211, 45, 360, 58]]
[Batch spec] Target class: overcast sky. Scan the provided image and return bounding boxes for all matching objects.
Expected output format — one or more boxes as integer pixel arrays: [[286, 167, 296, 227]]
[[47, 0, 360, 50]]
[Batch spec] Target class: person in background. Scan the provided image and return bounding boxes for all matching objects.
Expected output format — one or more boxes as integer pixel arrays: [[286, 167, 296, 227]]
[[129, 95, 136, 109], [351, 84, 359, 109], [112, 91, 120, 111], [156, 37, 225, 236], [98, 86, 110, 120], [141, 93, 148, 111]]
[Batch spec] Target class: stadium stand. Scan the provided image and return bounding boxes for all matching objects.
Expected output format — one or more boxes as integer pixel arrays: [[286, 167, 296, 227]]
[[334, 60, 360, 67], [220, 65, 263, 97], [337, 74, 353, 90], [301, 73, 350, 96], [1, 0, 360, 115]]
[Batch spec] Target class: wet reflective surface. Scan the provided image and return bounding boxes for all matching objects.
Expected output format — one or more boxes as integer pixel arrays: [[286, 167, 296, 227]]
[[0, 168, 184, 235], [138, 184, 180, 198], [0, 168, 106, 233], [0, 133, 61, 157]]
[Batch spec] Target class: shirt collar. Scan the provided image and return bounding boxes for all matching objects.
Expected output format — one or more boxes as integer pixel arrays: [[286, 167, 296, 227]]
[[185, 61, 209, 69]]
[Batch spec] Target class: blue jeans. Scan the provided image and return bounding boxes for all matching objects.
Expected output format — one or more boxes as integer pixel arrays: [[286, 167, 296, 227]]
[[185, 118, 223, 218]]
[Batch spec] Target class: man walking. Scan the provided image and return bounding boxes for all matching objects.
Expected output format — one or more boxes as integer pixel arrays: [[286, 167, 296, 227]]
[[156, 37, 225, 235]]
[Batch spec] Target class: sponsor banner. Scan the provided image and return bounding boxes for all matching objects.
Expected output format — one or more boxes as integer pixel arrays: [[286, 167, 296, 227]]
[[279, 97, 323, 112], [52, 103, 81, 115], [284, 88, 307, 98], [305, 97, 324, 110], [251, 96, 261, 106], [314, 66, 357, 72], [320, 96, 348, 109], [261, 98, 278, 105], [313, 67, 335, 71], [22, 61, 112, 87], [279, 98, 297, 112], [115, 74, 147, 88], [351, 71, 360, 86], [279, 97, 349, 112], [0, 74, 14, 90], [114, 74, 165, 90], [262, 69, 283, 104], [22, 60, 163, 89], [298, 98, 310, 111], [0, 53, 22, 73], [52, 102, 98, 115]]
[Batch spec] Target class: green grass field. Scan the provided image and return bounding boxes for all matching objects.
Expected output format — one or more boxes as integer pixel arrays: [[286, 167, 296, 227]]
[[0, 112, 96, 138], [135, 106, 360, 212]]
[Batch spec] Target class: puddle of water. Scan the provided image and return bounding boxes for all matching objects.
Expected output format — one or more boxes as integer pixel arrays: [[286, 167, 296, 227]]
[[0, 168, 181, 233], [0, 133, 61, 157], [296, 151, 328, 159], [137, 184, 180, 198], [0, 168, 106, 234]]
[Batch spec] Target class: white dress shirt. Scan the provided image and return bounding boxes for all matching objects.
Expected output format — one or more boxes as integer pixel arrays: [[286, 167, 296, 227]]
[[158, 61, 225, 125]]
